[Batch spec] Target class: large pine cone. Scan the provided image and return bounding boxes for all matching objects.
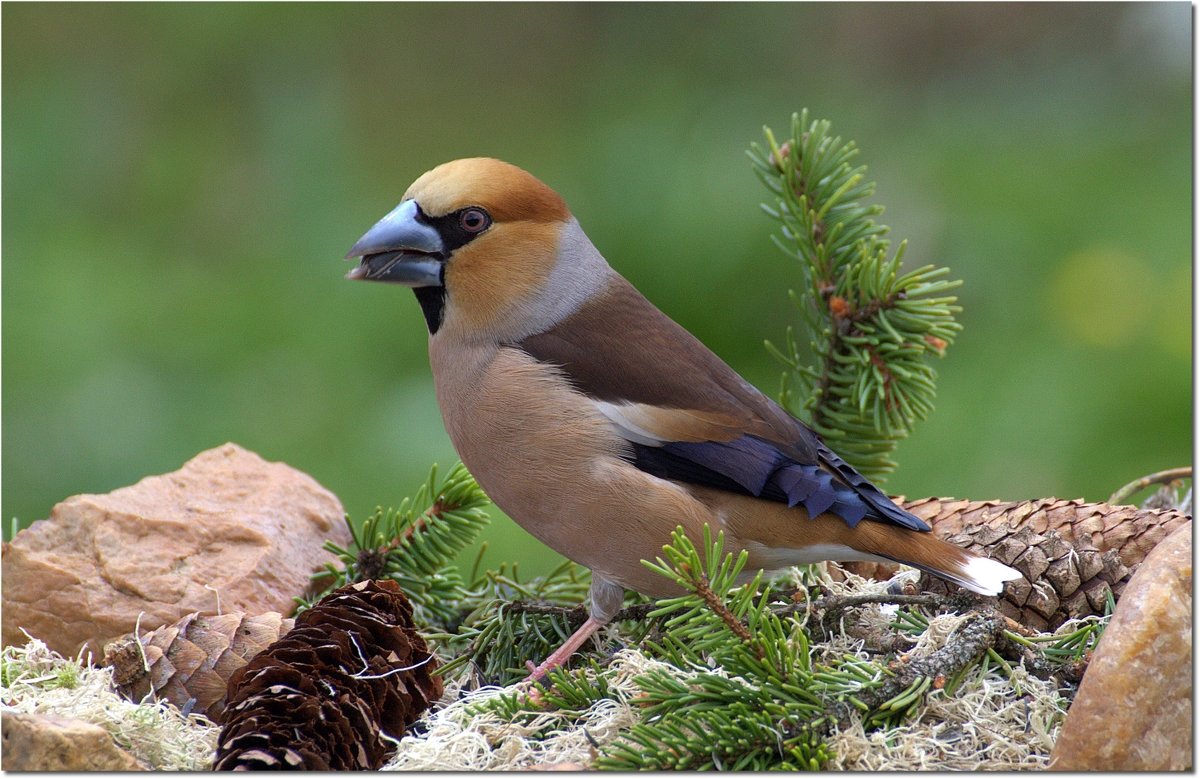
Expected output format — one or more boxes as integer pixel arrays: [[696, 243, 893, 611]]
[[213, 580, 443, 770], [104, 611, 294, 722], [842, 497, 1191, 631]]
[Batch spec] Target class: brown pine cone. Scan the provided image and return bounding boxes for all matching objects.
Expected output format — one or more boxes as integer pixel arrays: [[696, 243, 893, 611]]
[[840, 497, 1191, 631], [103, 611, 294, 722], [212, 580, 442, 771]]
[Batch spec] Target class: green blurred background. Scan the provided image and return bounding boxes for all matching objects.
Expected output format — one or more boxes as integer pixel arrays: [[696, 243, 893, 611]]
[[3, 3, 1191, 574]]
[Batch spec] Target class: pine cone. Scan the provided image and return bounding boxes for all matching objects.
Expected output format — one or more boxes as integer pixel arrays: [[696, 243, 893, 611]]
[[842, 497, 1191, 631], [212, 580, 442, 770], [103, 611, 294, 722]]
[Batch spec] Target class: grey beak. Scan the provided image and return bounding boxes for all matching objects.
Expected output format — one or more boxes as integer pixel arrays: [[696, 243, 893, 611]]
[[345, 199, 445, 287]]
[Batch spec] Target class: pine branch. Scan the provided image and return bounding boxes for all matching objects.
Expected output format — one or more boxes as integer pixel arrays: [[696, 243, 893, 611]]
[[642, 525, 765, 660], [431, 558, 597, 684], [749, 110, 963, 481], [599, 705, 830, 771], [605, 526, 833, 768], [302, 462, 491, 627]]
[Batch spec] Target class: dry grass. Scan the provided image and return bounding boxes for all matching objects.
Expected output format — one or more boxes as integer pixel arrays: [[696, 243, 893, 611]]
[[1, 636, 218, 770], [2, 564, 1071, 770], [383, 648, 677, 771]]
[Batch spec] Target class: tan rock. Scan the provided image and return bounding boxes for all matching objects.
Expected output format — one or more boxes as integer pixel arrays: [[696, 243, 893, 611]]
[[2, 711, 145, 770], [2, 443, 351, 657], [1049, 523, 1192, 770]]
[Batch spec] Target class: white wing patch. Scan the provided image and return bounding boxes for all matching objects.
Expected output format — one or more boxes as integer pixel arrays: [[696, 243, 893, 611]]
[[593, 400, 667, 446], [591, 399, 746, 447]]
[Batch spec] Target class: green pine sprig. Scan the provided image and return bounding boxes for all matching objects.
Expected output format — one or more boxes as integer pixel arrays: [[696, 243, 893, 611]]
[[598, 526, 832, 770], [601, 704, 830, 771], [749, 110, 963, 481], [303, 462, 491, 626], [434, 558, 594, 683]]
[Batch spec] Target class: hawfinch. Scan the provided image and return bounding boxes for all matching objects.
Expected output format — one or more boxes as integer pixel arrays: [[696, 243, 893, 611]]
[[345, 158, 1020, 680]]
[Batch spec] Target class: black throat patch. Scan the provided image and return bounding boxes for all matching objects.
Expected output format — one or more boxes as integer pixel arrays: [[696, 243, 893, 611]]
[[413, 286, 447, 334]]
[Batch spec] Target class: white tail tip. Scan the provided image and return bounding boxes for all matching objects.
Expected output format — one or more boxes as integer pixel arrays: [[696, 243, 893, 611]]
[[957, 555, 1022, 596]]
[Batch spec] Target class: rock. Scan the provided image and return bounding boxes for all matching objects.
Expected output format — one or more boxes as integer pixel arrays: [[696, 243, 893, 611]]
[[2, 443, 351, 657], [1049, 523, 1192, 770], [2, 711, 145, 770]]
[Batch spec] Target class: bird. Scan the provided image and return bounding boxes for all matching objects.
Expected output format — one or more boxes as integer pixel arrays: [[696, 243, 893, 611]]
[[344, 157, 1021, 681]]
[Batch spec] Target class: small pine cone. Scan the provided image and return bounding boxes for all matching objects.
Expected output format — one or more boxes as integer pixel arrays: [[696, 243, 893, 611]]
[[103, 611, 294, 722], [213, 580, 442, 771], [842, 497, 1190, 631]]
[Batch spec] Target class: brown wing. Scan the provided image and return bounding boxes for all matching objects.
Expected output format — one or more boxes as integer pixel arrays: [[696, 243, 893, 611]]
[[514, 273, 818, 462]]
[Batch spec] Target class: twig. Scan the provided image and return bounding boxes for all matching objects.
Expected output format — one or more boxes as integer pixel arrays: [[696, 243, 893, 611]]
[[810, 592, 967, 615], [503, 602, 659, 624], [848, 611, 1002, 723], [993, 631, 1062, 683], [505, 602, 586, 620], [999, 614, 1040, 639], [1109, 466, 1192, 505], [773, 591, 974, 624], [693, 575, 764, 658], [799, 592, 976, 655]]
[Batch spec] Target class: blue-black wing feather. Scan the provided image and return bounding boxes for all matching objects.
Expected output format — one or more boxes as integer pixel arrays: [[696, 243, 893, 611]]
[[628, 435, 929, 532]]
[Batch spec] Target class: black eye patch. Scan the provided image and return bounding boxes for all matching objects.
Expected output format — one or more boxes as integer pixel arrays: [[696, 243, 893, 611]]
[[425, 206, 493, 252]]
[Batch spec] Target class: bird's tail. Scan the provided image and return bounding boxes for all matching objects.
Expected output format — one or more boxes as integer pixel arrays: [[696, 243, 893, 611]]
[[851, 520, 1021, 595], [715, 499, 1017, 595], [879, 543, 1019, 596], [702, 486, 1023, 596]]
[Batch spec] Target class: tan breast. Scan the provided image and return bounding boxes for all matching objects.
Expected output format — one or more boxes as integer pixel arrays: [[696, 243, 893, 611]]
[[427, 337, 716, 596]]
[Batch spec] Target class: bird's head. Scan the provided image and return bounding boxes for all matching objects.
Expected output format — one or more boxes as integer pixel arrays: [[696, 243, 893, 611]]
[[346, 157, 610, 340]]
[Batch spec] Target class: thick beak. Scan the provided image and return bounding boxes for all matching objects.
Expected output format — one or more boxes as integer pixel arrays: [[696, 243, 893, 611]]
[[344, 199, 445, 286]]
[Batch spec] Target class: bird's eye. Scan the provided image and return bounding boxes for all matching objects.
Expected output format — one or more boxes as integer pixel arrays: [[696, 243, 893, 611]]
[[459, 207, 491, 234]]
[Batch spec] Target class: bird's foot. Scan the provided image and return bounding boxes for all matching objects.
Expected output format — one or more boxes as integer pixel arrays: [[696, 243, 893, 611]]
[[520, 615, 607, 685]]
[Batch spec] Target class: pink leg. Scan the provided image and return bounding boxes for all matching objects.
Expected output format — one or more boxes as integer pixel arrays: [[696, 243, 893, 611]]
[[524, 616, 607, 683]]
